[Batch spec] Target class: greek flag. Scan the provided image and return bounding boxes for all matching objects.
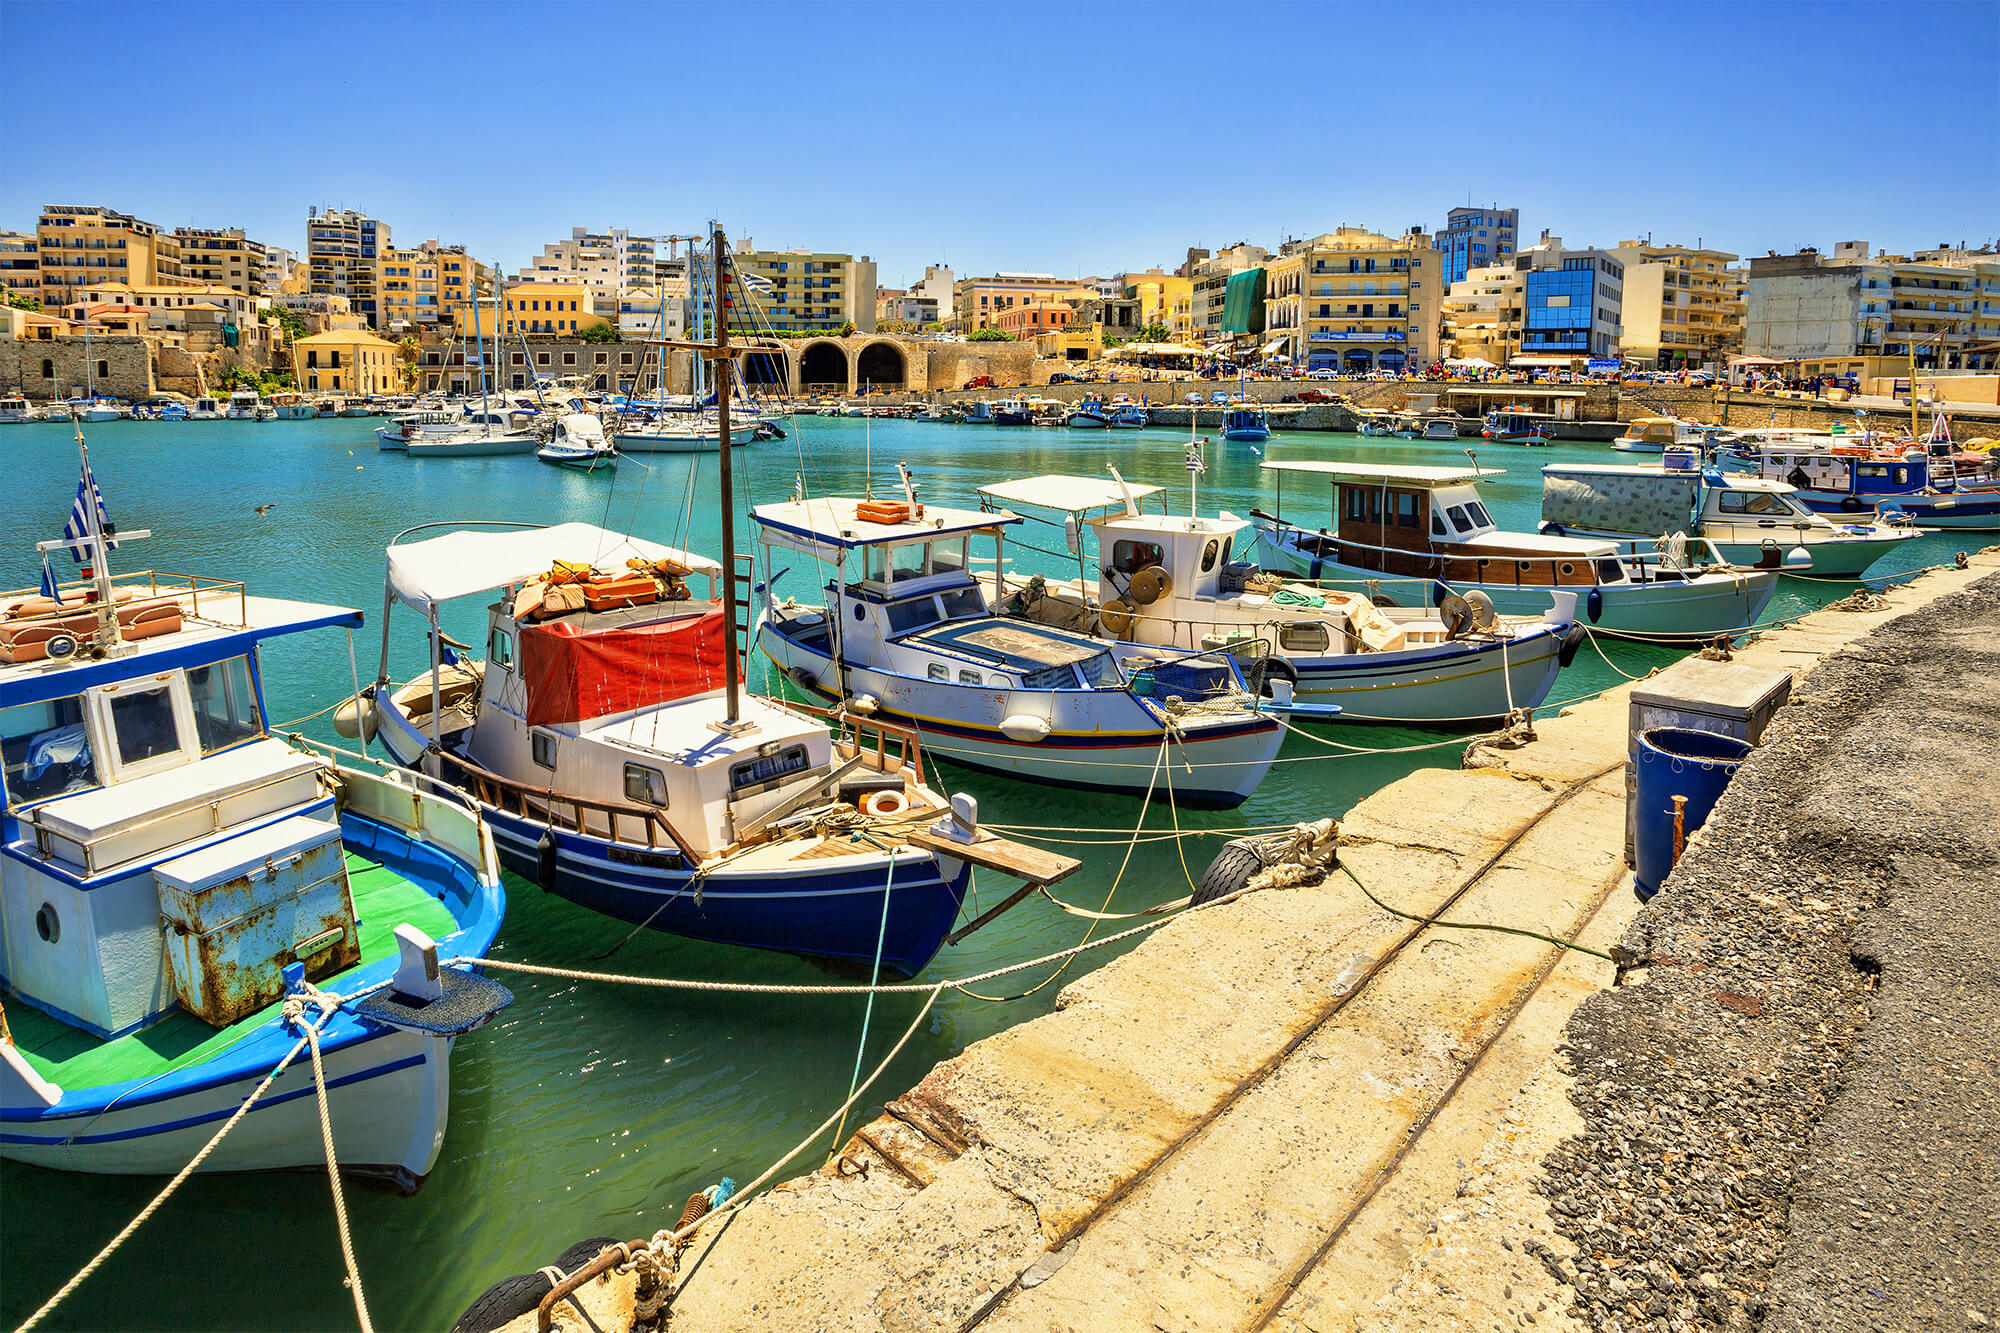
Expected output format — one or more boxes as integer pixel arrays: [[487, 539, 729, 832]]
[[39, 554, 65, 605], [61, 457, 116, 565], [1185, 443, 1206, 474]]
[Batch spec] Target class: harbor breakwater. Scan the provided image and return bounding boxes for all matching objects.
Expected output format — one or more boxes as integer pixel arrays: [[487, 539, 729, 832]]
[[505, 552, 2000, 1332]]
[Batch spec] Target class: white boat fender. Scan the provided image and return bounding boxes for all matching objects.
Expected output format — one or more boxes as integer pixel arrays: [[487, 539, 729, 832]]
[[861, 789, 909, 818], [999, 714, 1051, 743], [332, 689, 377, 741], [1784, 545, 1813, 569], [847, 694, 879, 716]]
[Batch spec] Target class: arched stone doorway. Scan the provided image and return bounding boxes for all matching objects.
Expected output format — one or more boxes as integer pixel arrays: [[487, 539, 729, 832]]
[[855, 341, 907, 392], [798, 341, 848, 394], [739, 345, 787, 394]]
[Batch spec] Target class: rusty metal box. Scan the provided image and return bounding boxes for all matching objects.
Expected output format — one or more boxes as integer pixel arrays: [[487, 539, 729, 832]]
[[155, 815, 360, 1026]]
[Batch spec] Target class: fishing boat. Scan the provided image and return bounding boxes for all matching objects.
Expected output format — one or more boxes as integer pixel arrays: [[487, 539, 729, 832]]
[[536, 413, 617, 471], [225, 389, 263, 421], [77, 398, 128, 423], [1221, 406, 1270, 443], [1713, 417, 2000, 530], [1066, 399, 1112, 429], [269, 392, 315, 421], [752, 479, 1287, 806], [1482, 407, 1555, 445], [1, 444, 509, 1183], [1612, 416, 1705, 454], [189, 396, 223, 421], [0, 397, 40, 425], [1109, 399, 1148, 428], [1539, 459, 1921, 578], [1355, 412, 1396, 437], [1421, 416, 1461, 441], [1250, 460, 1781, 643], [978, 473, 1580, 725], [355, 229, 1067, 977], [991, 397, 1033, 426], [314, 398, 343, 419]]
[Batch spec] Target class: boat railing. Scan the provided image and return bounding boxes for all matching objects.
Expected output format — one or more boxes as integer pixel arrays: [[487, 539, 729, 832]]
[[779, 700, 928, 789], [1, 571, 248, 628], [1254, 513, 1737, 586], [430, 747, 700, 862]]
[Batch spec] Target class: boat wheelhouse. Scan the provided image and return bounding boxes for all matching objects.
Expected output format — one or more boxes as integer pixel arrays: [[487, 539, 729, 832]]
[[0, 398, 38, 425], [753, 491, 1285, 806], [1482, 406, 1555, 445], [1714, 438, 2000, 530], [1, 529, 506, 1182], [1250, 461, 1781, 643], [1221, 406, 1270, 443], [976, 474, 1579, 725]]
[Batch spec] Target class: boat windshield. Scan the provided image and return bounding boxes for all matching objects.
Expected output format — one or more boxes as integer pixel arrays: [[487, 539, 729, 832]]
[[2, 693, 98, 807], [1716, 490, 1793, 517]]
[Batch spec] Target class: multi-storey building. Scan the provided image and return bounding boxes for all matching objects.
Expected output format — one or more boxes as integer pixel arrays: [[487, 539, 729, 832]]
[[516, 228, 660, 301], [615, 279, 686, 338], [1, 231, 38, 299], [1515, 234, 1623, 362], [1117, 270, 1195, 340], [728, 249, 877, 333], [169, 228, 268, 297], [1438, 205, 1519, 285], [994, 301, 1076, 341], [379, 241, 492, 332], [304, 207, 391, 329], [1744, 240, 1999, 375], [291, 329, 403, 395], [1612, 241, 1740, 368], [34, 205, 191, 309], [496, 281, 605, 337], [1440, 263, 1524, 365], [1266, 228, 1438, 373], [949, 273, 1092, 332], [261, 245, 294, 294], [1190, 244, 1269, 340]]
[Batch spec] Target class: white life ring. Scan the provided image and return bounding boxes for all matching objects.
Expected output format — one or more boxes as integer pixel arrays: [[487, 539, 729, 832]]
[[861, 788, 908, 817]]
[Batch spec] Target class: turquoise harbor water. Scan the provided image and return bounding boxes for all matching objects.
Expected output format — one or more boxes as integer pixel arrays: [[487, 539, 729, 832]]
[[0, 413, 1967, 1330]]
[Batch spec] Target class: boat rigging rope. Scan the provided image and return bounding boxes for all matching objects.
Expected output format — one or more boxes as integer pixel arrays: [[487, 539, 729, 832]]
[[828, 852, 897, 1156], [301, 990, 375, 1333], [15, 1003, 343, 1333]]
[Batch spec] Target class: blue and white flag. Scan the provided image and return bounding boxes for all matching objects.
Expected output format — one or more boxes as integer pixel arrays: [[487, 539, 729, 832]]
[[61, 456, 116, 565], [1185, 442, 1207, 474], [39, 554, 65, 605]]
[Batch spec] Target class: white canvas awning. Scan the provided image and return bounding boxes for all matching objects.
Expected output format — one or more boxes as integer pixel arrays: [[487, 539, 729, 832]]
[[1260, 338, 1290, 356], [977, 474, 1164, 514], [1509, 355, 1581, 367], [386, 522, 723, 616], [1262, 460, 1504, 486]]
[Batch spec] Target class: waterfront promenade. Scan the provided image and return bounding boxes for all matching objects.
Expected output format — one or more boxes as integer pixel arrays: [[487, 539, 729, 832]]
[[505, 552, 2000, 1331]]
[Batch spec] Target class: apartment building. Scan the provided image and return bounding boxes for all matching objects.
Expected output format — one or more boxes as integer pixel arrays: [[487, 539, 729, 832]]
[[379, 242, 492, 332], [497, 281, 605, 337], [1190, 244, 1268, 340], [516, 227, 660, 300], [1117, 270, 1195, 340], [1266, 227, 1438, 372], [1440, 263, 1523, 365], [1438, 205, 1519, 285], [994, 301, 1075, 340], [261, 245, 294, 294], [34, 204, 191, 308], [304, 207, 391, 329], [1744, 240, 1999, 375], [292, 329, 402, 395], [1, 232, 37, 298], [1516, 234, 1623, 362], [1612, 241, 1740, 368], [730, 249, 878, 333], [169, 228, 269, 297], [949, 273, 1092, 332]]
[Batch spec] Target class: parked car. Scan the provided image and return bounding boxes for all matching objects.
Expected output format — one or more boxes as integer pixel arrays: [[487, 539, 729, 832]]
[[962, 376, 995, 389], [1296, 389, 1337, 404], [1306, 369, 1338, 381]]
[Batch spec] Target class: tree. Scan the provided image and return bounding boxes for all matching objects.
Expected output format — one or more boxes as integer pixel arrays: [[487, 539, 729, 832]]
[[968, 327, 1015, 342], [837, 320, 858, 338], [1134, 323, 1172, 343], [5, 293, 41, 312], [578, 322, 621, 344], [395, 336, 422, 391]]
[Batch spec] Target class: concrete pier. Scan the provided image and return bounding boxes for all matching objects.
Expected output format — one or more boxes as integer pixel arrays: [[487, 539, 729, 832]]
[[528, 549, 2000, 1333]]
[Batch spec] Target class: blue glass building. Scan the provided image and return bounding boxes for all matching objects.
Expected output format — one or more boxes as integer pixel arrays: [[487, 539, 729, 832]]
[[1522, 254, 1623, 358], [1439, 206, 1518, 285]]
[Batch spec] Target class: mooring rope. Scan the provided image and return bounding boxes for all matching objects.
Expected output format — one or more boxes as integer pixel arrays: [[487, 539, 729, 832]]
[[303, 995, 375, 1333]]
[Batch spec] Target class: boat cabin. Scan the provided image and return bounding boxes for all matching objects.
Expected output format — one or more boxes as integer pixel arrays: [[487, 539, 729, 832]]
[[2, 573, 363, 1039], [1260, 460, 1627, 587]]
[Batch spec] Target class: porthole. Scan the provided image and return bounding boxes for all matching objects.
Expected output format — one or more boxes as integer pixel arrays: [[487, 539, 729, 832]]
[[854, 603, 866, 621], [1560, 562, 1576, 577], [35, 903, 60, 944]]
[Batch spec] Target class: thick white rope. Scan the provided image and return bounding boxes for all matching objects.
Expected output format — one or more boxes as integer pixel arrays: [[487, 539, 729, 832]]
[[305, 1014, 375, 1333], [15, 1005, 337, 1333]]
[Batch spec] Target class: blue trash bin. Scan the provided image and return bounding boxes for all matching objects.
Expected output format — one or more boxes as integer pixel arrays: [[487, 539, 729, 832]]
[[1632, 726, 1753, 900]]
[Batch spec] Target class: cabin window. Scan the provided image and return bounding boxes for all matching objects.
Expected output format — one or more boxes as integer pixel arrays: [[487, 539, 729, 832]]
[[886, 596, 943, 636], [1718, 491, 1785, 516], [1394, 492, 1419, 528], [1446, 504, 1473, 532], [106, 683, 182, 771], [1278, 622, 1330, 653], [1432, 512, 1448, 538], [2, 693, 97, 806], [488, 627, 513, 671], [185, 656, 262, 753], [939, 586, 985, 619], [890, 544, 929, 582], [958, 669, 983, 685], [1111, 539, 1164, 574], [1465, 501, 1494, 527], [930, 538, 967, 575], [623, 763, 667, 807], [730, 744, 809, 795], [530, 729, 557, 769], [928, 663, 949, 680], [1199, 539, 1220, 572], [1893, 466, 1908, 485]]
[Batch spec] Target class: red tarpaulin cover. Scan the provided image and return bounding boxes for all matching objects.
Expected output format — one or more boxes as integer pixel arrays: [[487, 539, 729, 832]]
[[520, 606, 734, 727]]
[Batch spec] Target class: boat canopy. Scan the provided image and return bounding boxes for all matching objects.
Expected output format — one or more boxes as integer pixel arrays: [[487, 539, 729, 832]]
[[521, 608, 729, 728], [386, 522, 722, 616], [1541, 466, 1699, 536], [1261, 460, 1504, 487], [976, 474, 1162, 514], [751, 499, 1018, 560]]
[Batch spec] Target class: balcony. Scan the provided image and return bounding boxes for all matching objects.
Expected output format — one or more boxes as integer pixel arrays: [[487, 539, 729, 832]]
[[1308, 329, 1406, 343]]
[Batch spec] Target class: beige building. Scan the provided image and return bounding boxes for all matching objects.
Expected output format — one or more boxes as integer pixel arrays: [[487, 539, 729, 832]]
[[949, 274, 1093, 332], [34, 205, 194, 309], [304, 207, 391, 329], [1440, 263, 1524, 365], [3, 231, 42, 298], [1612, 241, 1740, 368], [292, 329, 402, 394], [1744, 240, 1999, 374], [1265, 227, 1439, 372], [497, 281, 605, 337], [379, 242, 493, 333], [1191, 244, 1269, 341], [169, 228, 269, 297], [732, 249, 878, 333]]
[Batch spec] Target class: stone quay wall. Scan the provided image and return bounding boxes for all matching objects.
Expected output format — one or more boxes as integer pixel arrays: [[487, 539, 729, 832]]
[[1, 336, 155, 402]]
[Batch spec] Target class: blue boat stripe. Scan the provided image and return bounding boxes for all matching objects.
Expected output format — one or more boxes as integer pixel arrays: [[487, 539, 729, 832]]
[[1, 1053, 427, 1145]]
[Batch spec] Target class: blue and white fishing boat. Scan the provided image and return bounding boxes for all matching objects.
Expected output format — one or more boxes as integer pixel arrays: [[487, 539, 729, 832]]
[[2, 443, 509, 1183], [1221, 406, 1270, 443], [359, 228, 1065, 978], [1714, 425, 2000, 531], [1066, 399, 1112, 429], [962, 400, 995, 425], [1109, 398, 1148, 428], [752, 479, 1287, 806], [991, 397, 1033, 426], [536, 413, 617, 472], [978, 473, 1577, 725]]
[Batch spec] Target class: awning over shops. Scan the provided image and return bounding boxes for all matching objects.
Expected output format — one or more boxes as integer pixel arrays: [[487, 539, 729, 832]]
[[1509, 355, 1584, 367], [1260, 337, 1289, 357]]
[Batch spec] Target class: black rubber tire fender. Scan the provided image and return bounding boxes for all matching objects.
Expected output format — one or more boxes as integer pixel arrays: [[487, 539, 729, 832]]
[[1193, 838, 1268, 906], [1839, 495, 1865, 513], [1558, 623, 1587, 668], [555, 1237, 621, 1272], [1244, 654, 1299, 698], [450, 1272, 554, 1333], [1369, 593, 1399, 608]]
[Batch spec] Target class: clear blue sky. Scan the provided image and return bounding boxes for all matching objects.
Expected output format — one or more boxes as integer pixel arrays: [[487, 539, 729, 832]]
[[3, 0, 1994, 284]]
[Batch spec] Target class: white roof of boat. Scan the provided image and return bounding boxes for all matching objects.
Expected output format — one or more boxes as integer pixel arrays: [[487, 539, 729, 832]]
[[1458, 529, 1618, 556], [1262, 460, 1503, 486], [1542, 463, 1791, 491], [976, 474, 1163, 513], [751, 498, 1019, 552], [386, 522, 723, 614]]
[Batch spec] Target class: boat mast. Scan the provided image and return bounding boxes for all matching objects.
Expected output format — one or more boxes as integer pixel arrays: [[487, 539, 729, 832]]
[[713, 224, 741, 726], [471, 272, 490, 428]]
